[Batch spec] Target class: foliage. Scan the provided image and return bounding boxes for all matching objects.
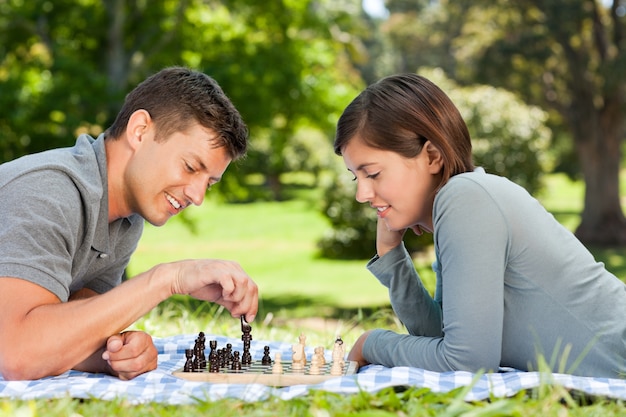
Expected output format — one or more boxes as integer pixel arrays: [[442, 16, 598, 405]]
[[317, 165, 379, 259], [317, 69, 552, 260], [0, 0, 364, 201], [422, 68, 553, 193]]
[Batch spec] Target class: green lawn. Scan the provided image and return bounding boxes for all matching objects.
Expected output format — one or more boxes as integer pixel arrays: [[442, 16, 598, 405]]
[[128, 198, 388, 308]]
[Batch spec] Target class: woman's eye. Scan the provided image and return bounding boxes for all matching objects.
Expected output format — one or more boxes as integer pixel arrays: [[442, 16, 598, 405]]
[[366, 172, 379, 179]]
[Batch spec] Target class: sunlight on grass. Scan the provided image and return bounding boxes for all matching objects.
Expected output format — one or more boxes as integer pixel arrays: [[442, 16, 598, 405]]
[[128, 199, 392, 309]]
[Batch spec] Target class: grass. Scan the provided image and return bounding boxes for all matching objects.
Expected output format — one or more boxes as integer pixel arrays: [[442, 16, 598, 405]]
[[128, 198, 390, 309], [2, 174, 626, 415]]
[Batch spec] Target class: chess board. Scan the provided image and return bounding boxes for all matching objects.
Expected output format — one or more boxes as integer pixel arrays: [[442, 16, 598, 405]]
[[173, 320, 358, 386], [173, 359, 359, 386]]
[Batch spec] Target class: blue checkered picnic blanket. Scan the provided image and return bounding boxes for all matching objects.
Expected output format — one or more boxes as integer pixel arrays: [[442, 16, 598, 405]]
[[1, 334, 625, 404]]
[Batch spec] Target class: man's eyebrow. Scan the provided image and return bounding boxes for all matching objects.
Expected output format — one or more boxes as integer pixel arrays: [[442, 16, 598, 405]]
[[195, 157, 208, 171]]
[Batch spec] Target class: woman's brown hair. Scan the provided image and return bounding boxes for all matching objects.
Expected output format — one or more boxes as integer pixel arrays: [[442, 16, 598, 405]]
[[334, 73, 474, 187]]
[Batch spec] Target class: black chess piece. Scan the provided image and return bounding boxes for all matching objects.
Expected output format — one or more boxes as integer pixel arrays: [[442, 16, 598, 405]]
[[183, 349, 194, 372], [225, 343, 233, 366], [261, 346, 272, 365], [209, 349, 220, 373], [232, 351, 242, 371], [194, 341, 206, 370]]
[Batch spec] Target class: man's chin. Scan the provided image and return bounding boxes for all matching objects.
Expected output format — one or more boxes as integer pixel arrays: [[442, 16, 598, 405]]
[[146, 216, 169, 227]]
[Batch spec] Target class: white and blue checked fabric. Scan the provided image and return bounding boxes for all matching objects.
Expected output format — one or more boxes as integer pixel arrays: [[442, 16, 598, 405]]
[[0, 334, 625, 404]]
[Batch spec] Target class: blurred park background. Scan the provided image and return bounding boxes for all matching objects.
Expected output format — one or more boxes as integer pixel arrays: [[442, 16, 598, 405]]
[[1, 0, 625, 334]]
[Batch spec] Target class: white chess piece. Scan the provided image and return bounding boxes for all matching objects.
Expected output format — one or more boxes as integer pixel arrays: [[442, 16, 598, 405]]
[[272, 352, 283, 374], [291, 343, 305, 370]]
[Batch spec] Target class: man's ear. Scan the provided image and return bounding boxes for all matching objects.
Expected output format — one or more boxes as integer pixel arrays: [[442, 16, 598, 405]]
[[424, 141, 444, 174], [126, 110, 151, 147]]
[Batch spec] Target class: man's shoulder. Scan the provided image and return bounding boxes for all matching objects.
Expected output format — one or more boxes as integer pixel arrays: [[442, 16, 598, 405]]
[[0, 135, 104, 198]]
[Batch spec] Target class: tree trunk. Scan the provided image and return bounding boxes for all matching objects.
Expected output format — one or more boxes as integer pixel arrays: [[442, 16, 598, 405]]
[[573, 97, 626, 246]]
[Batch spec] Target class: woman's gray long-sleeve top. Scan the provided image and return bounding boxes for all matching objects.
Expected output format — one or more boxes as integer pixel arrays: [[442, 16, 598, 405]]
[[362, 170, 626, 378]]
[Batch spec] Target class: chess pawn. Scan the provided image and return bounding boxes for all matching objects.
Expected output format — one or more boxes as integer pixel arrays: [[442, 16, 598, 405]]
[[231, 351, 242, 371], [272, 352, 283, 374], [261, 346, 272, 365], [225, 343, 233, 365], [329, 360, 343, 376], [308, 361, 321, 375]]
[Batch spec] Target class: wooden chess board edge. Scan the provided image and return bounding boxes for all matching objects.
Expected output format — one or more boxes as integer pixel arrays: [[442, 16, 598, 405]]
[[172, 360, 359, 386]]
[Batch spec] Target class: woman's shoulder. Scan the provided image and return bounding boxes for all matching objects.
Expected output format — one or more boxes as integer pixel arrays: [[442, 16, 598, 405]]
[[442, 168, 523, 196], [436, 168, 539, 215]]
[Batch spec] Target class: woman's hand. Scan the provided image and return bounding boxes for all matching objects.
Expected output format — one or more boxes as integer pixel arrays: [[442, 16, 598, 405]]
[[376, 218, 406, 257]]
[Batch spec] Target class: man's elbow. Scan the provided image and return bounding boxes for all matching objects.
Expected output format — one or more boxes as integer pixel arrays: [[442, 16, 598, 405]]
[[0, 349, 65, 380]]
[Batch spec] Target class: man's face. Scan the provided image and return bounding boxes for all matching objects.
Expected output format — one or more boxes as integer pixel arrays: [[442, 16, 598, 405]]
[[124, 123, 231, 226]]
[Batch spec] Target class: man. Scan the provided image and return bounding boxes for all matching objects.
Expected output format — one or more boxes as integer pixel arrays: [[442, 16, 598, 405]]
[[0, 67, 258, 381]]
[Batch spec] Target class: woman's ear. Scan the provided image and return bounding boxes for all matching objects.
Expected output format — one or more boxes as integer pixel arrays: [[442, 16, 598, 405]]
[[424, 141, 444, 174]]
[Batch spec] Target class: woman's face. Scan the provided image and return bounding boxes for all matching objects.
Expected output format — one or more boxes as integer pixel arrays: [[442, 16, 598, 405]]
[[341, 136, 443, 234]]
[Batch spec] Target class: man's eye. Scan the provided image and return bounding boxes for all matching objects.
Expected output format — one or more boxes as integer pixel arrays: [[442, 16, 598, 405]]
[[185, 163, 195, 173]]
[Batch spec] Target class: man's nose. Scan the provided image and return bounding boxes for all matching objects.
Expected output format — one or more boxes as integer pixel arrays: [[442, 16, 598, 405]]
[[186, 179, 207, 206]]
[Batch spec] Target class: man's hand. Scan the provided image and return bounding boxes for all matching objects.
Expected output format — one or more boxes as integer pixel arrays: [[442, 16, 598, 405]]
[[166, 259, 259, 322], [102, 331, 157, 380]]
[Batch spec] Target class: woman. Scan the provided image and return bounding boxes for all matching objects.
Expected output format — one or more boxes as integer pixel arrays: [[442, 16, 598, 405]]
[[336, 73, 626, 378]]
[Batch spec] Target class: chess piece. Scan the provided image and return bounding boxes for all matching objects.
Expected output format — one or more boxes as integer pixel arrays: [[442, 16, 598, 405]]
[[183, 349, 194, 372], [231, 351, 242, 371], [242, 347, 252, 366], [312, 346, 326, 366], [298, 333, 307, 366], [330, 336, 345, 376], [225, 343, 233, 366], [262, 346, 272, 365], [241, 315, 253, 365], [193, 337, 206, 371], [209, 349, 220, 373], [309, 361, 321, 375], [329, 360, 343, 376], [291, 343, 305, 370], [332, 336, 345, 364], [272, 352, 283, 374]]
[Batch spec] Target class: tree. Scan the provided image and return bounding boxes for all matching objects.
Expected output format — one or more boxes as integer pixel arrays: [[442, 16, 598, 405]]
[[0, 0, 192, 160], [0, 0, 365, 202], [463, 0, 626, 246], [375, 0, 626, 246], [179, 0, 364, 200]]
